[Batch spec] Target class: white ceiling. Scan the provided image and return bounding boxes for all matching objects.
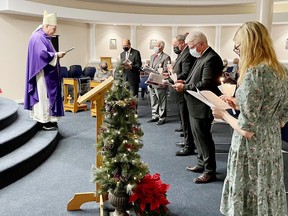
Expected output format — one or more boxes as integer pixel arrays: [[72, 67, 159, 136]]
[[75, 0, 256, 6], [0, 0, 288, 26]]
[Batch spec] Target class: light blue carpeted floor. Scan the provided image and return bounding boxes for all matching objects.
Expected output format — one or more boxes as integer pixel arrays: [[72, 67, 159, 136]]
[[1, 98, 286, 216]]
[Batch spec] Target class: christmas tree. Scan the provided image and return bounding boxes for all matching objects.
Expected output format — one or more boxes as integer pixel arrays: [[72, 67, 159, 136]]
[[91, 62, 149, 196]]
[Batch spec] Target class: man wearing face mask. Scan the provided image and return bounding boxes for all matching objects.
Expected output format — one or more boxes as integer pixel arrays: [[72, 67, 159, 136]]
[[120, 39, 142, 97], [93, 61, 112, 82], [165, 35, 196, 156], [147, 40, 171, 125], [173, 31, 223, 183]]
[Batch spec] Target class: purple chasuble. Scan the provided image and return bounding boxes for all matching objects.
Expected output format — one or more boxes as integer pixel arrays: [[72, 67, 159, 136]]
[[24, 28, 64, 117]]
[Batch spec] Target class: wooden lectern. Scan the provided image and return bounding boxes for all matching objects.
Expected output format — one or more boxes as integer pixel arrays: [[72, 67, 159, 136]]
[[63, 78, 88, 113], [67, 76, 114, 211]]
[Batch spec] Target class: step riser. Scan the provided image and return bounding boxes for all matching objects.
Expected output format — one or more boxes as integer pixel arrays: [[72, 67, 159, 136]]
[[0, 126, 38, 158], [0, 132, 60, 189]]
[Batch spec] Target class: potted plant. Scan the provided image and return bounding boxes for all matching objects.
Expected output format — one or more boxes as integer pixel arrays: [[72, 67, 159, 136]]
[[128, 173, 170, 216]]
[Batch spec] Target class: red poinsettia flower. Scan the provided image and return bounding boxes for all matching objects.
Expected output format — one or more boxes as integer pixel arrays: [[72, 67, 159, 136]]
[[129, 173, 170, 215], [129, 99, 137, 110]]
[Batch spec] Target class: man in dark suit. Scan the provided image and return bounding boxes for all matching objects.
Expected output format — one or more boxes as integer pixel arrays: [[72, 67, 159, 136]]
[[120, 39, 142, 97], [173, 31, 223, 183], [166, 35, 196, 156], [147, 40, 171, 125]]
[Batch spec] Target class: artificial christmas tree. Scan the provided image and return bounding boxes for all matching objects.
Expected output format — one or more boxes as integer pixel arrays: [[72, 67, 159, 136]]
[[91, 62, 149, 214]]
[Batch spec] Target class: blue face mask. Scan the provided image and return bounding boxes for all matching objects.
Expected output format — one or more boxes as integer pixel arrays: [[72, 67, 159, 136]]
[[189, 47, 201, 58], [154, 47, 159, 53]]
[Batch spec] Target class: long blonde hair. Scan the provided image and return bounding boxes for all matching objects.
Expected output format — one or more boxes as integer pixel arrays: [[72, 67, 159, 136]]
[[234, 21, 286, 84]]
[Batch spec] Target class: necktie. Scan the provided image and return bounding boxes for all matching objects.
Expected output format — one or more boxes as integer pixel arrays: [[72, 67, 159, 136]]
[[154, 54, 158, 61]]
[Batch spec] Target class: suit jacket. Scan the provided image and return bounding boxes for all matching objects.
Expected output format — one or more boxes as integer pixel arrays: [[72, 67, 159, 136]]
[[174, 46, 196, 80], [184, 47, 223, 118], [169, 46, 196, 102], [120, 48, 142, 84], [149, 52, 171, 89], [150, 52, 171, 73]]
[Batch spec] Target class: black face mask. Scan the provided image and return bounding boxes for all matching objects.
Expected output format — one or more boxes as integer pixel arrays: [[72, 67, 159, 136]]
[[101, 67, 108, 71], [123, 47, 129, 52], [173, 47, 181, 54]]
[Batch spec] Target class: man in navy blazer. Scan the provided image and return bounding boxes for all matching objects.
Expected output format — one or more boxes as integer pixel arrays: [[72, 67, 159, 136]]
[[173, 31, 223, 183], [120, 39, 142, 97]]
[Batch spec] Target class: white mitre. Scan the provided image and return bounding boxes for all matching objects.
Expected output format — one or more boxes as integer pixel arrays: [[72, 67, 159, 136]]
[[42, 10, 57, 26]]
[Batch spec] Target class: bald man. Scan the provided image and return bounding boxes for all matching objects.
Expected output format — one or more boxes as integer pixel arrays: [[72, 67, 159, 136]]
[[120, 39, 142, 97]]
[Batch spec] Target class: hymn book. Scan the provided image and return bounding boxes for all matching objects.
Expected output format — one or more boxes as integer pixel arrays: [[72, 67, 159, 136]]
[[187, 88, 232, 110]]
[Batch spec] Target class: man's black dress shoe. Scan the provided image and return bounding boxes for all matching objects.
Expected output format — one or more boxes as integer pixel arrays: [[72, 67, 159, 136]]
[[175, 141, 185, 148], [175, 128, 183, 132], [175, 149, 195, 156], [156, 119, 165, 125], [147, 118, 159, 123], [193, 173, 216, 184], [185, 165, 204, 173], [180, 133, 184, 137]]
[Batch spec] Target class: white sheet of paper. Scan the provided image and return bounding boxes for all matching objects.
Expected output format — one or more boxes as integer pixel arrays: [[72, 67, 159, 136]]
[[187, 90, 231, 110], [218, 84, 236, 97]]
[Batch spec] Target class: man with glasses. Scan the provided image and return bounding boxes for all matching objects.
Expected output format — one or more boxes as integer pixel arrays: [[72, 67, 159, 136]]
[[24, 11, 66, 130], [173, 31, 223, 183]]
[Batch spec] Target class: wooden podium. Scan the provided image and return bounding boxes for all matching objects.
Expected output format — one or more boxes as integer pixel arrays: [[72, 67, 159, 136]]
[[89, 81, 101, 117], [67, 76, 114, 211], [63, 78, 88, 113]]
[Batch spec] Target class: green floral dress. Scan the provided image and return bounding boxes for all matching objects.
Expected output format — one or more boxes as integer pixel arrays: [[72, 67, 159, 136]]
[[220, 64, 288, 216]]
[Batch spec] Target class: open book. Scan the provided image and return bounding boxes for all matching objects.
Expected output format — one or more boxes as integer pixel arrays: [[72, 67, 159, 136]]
[[145, 73, 164, 86], [122, 59, 132, 65], [142, 66, 158, 74], [187, 88, 232, 110]]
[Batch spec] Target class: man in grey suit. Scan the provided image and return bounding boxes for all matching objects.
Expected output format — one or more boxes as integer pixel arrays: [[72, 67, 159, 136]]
[[120, 39, 142, 97], [147, 40, 171, 125], [166, 35, 196, 156], [173, 31, 223, 183]]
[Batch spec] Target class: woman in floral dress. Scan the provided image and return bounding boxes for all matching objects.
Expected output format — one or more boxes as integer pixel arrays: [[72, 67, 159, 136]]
[[212, 21, 288, 215]]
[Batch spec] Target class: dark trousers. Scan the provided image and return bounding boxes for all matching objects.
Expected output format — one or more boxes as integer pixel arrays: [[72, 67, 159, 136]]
[[129, 83, 139, 98], [190, 117, 216, 174], [178, 100, 195, 151]]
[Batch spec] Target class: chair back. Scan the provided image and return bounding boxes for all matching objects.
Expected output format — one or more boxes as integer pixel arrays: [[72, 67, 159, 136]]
[[68, 65, 82, 78], [60, 66, 68, 79], [83, 67, 96, 79], [140, 73, 148, 90]]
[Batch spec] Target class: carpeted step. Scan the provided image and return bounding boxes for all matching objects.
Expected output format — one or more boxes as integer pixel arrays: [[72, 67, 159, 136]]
[[0, 108, 38, 157], [0, 97, 18, 130], [0, 129, 59, 189]]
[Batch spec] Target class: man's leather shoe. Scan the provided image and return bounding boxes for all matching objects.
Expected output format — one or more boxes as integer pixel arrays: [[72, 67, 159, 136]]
[[176, 141, 185, 148], [185, 165, 204, 173], [175, 149, 195, 156], [193, 173, 216, 184], [175, 128, 183, 132], [147, 118, 159, 123], [156, 119, 165, 125], [180, 133, 184, 137]]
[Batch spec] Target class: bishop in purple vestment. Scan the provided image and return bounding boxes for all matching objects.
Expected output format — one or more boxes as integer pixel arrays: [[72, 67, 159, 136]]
[[24, 11, 66, 130]]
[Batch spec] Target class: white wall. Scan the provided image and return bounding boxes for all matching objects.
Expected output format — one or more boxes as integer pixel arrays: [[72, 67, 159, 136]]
[[0, 13, 88, 101], [1, 13, 288, 100]]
